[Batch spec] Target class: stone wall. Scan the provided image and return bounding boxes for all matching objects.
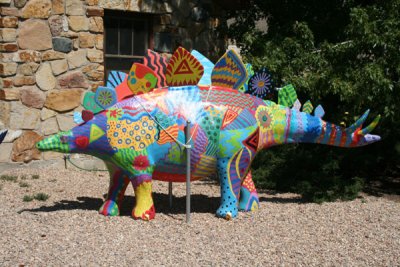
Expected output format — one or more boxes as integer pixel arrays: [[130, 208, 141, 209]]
[[0, 0, 227, 170]]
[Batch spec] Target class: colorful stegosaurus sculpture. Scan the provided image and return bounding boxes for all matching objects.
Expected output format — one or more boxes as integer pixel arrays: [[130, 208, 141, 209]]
[[36, 47, 381, 220]]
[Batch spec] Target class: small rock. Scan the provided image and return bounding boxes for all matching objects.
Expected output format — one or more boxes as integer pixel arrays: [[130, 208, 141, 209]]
[[18, 19, 52, 50], [52, 37, 73, 53], [21, 0, 52, 19], [0, 43, 18, 52], [56, 113, 76, 131], [41, 117, 59, 135], [66, 0, 85, 15], [0, 88, 19, 100], [0, 28, 17, 42], [87, 49, 103, 63], [58, 71, 89, 88], [68, 16, 89, 31], [17, 63, 39, 75], [86, 7, 104, 16], [50, 59, 68, 75], [0, 62, 18, 77], [49, 15, 63, 36], [36, 63, 57, 91], [79, 32, 95, 48], [44, 89, 83, 112], [14, 0, 27, 8], [52, 0, 65, 15], [89, 17, 103, 33], [0, 7, 19, 16], [0, 17, 18, 28], [41, 107, 57, 120], [95, 34, 103, 49], [13, 75, 36, 86], [67, 50, 88, 69], [11, 131, 43, 163], [42, 50, 66, 61], [20, 86, 45, 108], [40, 107, 57, 121], [13, 50, 42, 63], [82, 64, 104, 81]]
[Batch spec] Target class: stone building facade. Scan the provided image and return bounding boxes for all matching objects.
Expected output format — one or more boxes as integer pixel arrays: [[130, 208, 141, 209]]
[[0, 0, 232, 170]]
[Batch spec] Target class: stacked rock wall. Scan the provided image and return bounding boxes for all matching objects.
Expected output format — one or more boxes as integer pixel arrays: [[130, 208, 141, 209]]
[[0, 0, 226, 170]]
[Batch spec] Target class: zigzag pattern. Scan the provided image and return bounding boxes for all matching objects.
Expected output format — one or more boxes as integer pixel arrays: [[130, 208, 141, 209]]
[[144, 49, 168, 87], [211, 50, 247, 89]]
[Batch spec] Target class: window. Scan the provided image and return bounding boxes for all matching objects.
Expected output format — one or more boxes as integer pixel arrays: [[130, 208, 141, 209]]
[[104, 10, 152, 78]]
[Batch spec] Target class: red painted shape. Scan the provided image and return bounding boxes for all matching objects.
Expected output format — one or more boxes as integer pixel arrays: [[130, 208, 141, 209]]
[[75, 136, 89, 149], [115, 76, 133, 101], [81, 110, 94, 122]]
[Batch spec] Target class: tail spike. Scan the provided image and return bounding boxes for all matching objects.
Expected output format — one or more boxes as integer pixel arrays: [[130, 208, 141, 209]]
[[347, 110, 370, 133], [357, 115, 381, 136]]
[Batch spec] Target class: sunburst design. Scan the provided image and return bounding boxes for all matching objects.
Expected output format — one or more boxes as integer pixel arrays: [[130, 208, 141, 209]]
[[166, 47, 204, 86]]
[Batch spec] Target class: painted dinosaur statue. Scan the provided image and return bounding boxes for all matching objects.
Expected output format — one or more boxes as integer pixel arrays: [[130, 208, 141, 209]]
[[36, 47, 381, 220]]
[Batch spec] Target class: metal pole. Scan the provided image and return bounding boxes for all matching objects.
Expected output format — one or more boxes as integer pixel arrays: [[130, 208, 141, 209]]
[[168, 181, 173, 209], [185, 121, 191, 223]]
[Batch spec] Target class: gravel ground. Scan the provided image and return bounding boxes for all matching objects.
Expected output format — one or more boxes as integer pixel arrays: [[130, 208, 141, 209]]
[[0, 167, 399, 266]]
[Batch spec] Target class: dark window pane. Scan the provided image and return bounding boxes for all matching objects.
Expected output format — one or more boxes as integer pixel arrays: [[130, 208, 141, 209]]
[[105, 57, 144, 78], [133, 20, 147, 55], [120, 19, 132, 55], [105, 18, 119, 54]]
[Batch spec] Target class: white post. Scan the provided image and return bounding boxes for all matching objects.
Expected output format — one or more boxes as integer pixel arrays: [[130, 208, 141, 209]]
[[185, 121, 191, 223]]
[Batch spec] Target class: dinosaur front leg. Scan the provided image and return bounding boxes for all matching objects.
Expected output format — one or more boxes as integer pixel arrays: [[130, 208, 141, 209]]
[[132, 174, 155, 221], [216, 156, 241, 219], [99, 164, 130, 216], [239, 171, 260, 212]]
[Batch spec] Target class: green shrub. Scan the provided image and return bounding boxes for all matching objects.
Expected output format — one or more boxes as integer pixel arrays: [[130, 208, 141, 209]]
[[0, 174, 18, 182], [31, 174, 40, 180], [19, 182, 30, 188], [34, 193, 49, 201], [23, 195, 34, 202]]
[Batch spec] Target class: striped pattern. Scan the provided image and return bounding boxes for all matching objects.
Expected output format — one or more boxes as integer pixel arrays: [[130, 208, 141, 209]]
[[144, 49, 168, 88], [302, 100, 314, 114], [278, 84, 297, 107], [211, 50, 247, 89]]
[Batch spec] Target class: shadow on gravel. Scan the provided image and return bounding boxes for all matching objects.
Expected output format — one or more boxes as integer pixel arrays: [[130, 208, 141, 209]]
[[17, 193, 220, 216]]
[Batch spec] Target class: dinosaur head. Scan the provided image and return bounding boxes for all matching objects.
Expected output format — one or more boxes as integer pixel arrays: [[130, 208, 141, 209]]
[[36, 113, 115, 156]]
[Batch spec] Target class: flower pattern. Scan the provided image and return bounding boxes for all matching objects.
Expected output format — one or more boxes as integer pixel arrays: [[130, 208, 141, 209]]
[[247, 68, 274, 99], [133, 155, 150, 171]]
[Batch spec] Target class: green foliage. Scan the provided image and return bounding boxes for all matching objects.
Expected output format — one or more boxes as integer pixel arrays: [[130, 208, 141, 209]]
[[23, 195, 34, 202], [0, 174, 18, 182], [31, 174, 40, 180], [19, 182, 30, 188], [34, 193, 50, 201], [226, 0, 400, 201]]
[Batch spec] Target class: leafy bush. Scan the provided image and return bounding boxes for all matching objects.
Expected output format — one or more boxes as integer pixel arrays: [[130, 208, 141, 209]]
[[0, 174, 18, 182], [225, 0, 400, 201], [34, 193, 49, 201], [23, 195, 34, 202]]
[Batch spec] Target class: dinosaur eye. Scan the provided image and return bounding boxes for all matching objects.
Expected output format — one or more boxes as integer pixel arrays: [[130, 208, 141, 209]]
[[60, 135, 68, 143]]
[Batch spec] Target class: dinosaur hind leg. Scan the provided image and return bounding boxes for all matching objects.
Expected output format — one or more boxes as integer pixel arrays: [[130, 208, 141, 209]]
[[132, 174, 155, 221], [99, 164, 130, 216], [239, 171, 259, 212]]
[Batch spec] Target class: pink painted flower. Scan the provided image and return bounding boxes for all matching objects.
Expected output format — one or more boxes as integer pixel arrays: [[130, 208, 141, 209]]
[[133, 155, 150, 170]]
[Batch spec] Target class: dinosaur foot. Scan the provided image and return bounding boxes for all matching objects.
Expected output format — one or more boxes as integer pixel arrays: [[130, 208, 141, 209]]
[[216, 204, 238, 220], [239, 192, 260, 212], [99, 200, 120, 216], [132, 204, 155, 221]]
